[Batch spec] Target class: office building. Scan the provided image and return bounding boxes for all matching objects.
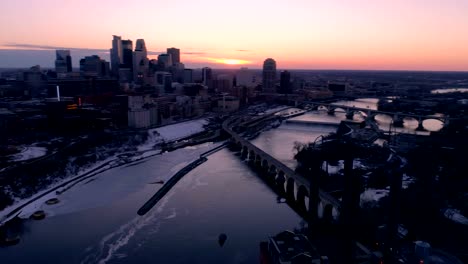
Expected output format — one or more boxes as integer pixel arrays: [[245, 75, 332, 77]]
[[155, 71, 173, 94], [133, 39, 149, 83], [183, 69, 193, 83], [236, 67, 256, 87], [110, 35, 122, 76], [262, 58, 277, 93], [157, 54, 173, 70], [121, 40, 133, 69], [55, 50, 72, 74], [167, 47, 180, 65], [79, 55, 110, 77], [280, 70, 291, 94]]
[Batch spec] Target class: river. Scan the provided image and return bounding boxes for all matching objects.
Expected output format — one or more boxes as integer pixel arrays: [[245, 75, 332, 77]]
[[0, 144, 306, 264], [0, 98, 444, 263]]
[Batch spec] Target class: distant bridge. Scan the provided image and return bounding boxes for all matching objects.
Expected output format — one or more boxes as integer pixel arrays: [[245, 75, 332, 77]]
[[223, 116, 341, 223], [304, 102, 449, 130]]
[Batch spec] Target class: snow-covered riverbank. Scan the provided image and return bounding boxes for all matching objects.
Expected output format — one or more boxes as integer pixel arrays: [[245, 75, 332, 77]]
[[0, 118, 211, 225]]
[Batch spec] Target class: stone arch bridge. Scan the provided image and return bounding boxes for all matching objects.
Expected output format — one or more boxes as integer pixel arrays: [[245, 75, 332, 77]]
[[223, 117, 341, 223], [305, 102, 448, 130]]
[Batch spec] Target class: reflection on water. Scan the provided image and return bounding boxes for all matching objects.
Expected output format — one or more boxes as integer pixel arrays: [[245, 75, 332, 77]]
[[0, 149, 304, 264], [332, 98, 379, 110], [250, 123, 337, 169], [0, 98, 448, 263], [374, 114, 442, 134]]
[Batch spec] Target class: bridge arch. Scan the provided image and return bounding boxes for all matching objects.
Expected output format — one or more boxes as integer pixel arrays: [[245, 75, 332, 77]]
[[316, 105, 329, 111], [422, 118, 444, 131]]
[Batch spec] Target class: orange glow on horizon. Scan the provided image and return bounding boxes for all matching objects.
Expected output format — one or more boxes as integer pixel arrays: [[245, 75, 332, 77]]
[[205, 57, 252, 65], [1, 0, 468, 71]]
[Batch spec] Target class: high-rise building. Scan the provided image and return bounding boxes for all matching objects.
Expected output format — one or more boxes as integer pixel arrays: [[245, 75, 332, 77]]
[[110, 35, 122, 77], [157, 54, 173, 70], [236, 67, 256, 87], [214, 74, 233, 93], [202, 67, 212, 85], [55, 50, 72, 73], [121, 40, 133, 69], [262, 58, 277, 93], [183, 69, 193, 83], [155, 71, 173, 94], [133, 39, 149, 83], [80, 55, 110, 77], [280, 70, 291, 94], [167, 48, 180, 65]]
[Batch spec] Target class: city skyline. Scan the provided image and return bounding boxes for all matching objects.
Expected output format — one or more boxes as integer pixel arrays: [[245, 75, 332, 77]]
[[1, 0, 468, 71]]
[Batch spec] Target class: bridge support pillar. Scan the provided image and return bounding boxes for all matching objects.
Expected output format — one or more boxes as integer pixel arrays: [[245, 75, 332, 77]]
[[345, 111, 354, 120], [240, 147, 248, 160], [308, 166, 321, 223], [385, 161, 403, 262], [416, 118, 425, 131], [276, 174, 286, 195], [340, 157, 361, 261], [392, 114, 404, 127]]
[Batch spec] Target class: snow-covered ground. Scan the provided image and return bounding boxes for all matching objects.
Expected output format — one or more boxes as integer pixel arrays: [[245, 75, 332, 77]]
[[443, 208, 468, 225], [1, 118, 212, 225], [261, 106, 290, 115], [7, 145, 47, 162], [42, 142, 220, 217], [360, 188, 390, 208], [322, 159, 367, 175], [402, 174, 415, 189], [138, 119, 208, 151]]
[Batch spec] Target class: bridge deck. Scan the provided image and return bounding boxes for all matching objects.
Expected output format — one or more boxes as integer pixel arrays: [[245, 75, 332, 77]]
[[305, 101, 446, 121]]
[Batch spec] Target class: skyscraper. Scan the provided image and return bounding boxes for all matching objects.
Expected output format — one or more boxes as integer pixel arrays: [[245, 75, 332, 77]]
[[121, 40, 133, 69], [167, 48, 180, 65], [79, 55, 110, 77], [202, 67, 212, 85], [157, 54, 173, 70], [280, 70, 291, 94], [237, 67, 255, 87], [55, 50, 72, 73], [119, 39, 133, 82], [110, 35, 122, 77], [202, 67, 213, 92], [133, 39, 149, 83], [183, 69, 193, 83], [262, 58, 277, 93]]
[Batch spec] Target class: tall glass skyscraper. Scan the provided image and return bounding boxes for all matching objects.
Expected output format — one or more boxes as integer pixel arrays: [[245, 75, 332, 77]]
[[110, 35, 122, 77], [262, 58, 277, 93]]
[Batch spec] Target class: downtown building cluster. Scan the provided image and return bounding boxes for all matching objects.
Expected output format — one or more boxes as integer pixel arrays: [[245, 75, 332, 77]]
[[0, 35, 345, 141]]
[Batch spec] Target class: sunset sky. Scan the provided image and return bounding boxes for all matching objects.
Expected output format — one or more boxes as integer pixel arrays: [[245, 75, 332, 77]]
[[1, 0, 468, 71]]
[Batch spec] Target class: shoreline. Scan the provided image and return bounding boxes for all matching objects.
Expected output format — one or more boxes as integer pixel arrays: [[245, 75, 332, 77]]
[[0, 118, 218, 226]]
